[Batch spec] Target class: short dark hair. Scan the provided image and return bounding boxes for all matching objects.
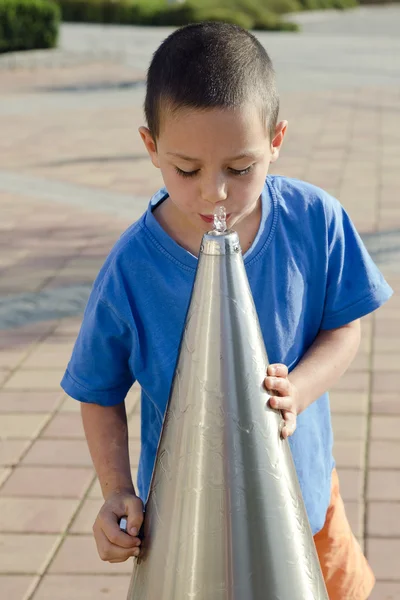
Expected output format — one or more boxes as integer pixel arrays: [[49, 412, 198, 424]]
[[144, 22, 279, 140]]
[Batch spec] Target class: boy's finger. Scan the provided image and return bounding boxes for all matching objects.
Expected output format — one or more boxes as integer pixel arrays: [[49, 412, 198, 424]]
[[265, 376, 290, 396], [281, 411, 296, 438], [99, 511, 138, 549], [268, 395, 293, 411], [96, 527, 139, 562], [267, 364, 288, 377], [125, 496, 145, 537]]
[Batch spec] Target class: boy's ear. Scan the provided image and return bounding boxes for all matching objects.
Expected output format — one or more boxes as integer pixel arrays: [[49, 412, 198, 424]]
[[139, 126, 160, 168], [270, 120, 288, 163]]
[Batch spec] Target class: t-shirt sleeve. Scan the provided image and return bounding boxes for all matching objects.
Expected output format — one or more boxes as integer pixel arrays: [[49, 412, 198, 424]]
[[61, 290, 135, 406], [320, 199, 393, 330]]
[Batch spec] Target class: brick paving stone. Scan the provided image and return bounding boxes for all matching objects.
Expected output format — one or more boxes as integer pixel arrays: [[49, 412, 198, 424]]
[[0, 466, 94, 498], [0, 533, 60, 574], [344, 501, 364, 539], [0, 439, 31, 466], [372, 393, 400, 415], [21, 439, 92, 467], [369, 442, 400, 469], [331, 414, 368, 440], [329, 391, 368, 414], [42, 412, 86, 439], [0, 497, 79, 533], [70, 497, 103, 533], [336, 469, 364, 501], [367, 502, 400, 537], [333, 440, 366, 469], [0, 391, 64, 413], [33, 574, 131, 600], [0, 575, 39, 600], [367, 539, 400, 580], [48, 535, 132, 574], [0, 467, 11, 487], [331, 370, 370, 392], [371, 416, 400, 440], [3, 369, 66, 390], [373, 372, 400, 394], [0, 413, 50, 438], [128, 412, 140, 439], [368, 471, 400, 501], [370, 582, 400, 600], [59, 395, 81, 412]]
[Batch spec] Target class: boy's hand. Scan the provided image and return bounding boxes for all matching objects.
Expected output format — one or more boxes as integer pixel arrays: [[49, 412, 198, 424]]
[[93, 489, 144, 563], [264, 363, 299, 439]]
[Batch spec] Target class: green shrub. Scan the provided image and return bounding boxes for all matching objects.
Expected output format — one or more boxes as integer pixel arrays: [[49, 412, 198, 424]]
[[0, 0, 60, 52], [57, 0, 300, 30]]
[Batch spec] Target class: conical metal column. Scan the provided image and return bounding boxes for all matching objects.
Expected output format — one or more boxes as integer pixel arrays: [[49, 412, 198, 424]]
[[127, 228, 328, 600]]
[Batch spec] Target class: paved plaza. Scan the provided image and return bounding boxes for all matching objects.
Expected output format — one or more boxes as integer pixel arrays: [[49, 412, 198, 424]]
[[0, 6, 399, 599]]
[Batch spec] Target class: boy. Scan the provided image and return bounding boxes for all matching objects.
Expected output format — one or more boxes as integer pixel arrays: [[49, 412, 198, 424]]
[[61, 22, 392, 599]]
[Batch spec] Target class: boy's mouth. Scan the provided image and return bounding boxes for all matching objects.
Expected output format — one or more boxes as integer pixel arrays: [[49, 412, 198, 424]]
[[199, 213, 231, 224]]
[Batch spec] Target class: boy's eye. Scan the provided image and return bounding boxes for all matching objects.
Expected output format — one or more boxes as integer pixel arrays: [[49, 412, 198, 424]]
[[229, 166, 253, 176], [175, 167, 199, 178]]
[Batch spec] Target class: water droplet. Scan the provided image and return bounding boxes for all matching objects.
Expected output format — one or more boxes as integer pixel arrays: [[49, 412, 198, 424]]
[[214, 206, 227, 233]]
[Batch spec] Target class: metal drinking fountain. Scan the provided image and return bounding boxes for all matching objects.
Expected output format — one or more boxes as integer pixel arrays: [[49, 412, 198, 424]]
[[126, 207, 328, 599]]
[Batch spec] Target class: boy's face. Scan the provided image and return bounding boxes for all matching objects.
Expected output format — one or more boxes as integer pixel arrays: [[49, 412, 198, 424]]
[[140, 104, 286, 234]]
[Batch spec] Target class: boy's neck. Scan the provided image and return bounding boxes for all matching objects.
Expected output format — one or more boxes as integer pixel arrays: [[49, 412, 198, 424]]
[[153, 197, 262, 257]]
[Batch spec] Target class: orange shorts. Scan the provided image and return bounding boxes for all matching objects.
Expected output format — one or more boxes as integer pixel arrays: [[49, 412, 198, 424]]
[[314, 469, 375, 600]]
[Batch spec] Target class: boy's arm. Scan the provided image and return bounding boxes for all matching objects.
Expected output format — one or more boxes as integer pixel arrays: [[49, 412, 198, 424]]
[[290, 318, 361, 413], [81, 401, 135, 499], [265, 319, 361, 436], [81, 402, 144, 561]]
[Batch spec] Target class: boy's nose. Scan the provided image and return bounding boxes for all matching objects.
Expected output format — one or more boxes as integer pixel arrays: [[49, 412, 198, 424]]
[[201, 177, 228, 205]]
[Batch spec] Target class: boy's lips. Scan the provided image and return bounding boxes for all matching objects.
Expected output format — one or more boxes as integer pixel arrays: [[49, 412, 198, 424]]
[[199, 213, 231, 223]]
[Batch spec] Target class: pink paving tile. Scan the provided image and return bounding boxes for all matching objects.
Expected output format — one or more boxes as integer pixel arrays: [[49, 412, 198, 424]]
[[344, 501, 364, 539], [0, 350, 27, 369], [331, 414, 367, 440], [0, 575, 39, 600], [368, 470, 400, 501], [371, 416, 400, 440], [369, 582, 400, 600], [0, 467, 11, 487], [331, 370, 369, 392], [336, 469, 364, 501], [329, 391, 368, 414], [48, 535, 133, 574], [373, 353, 400, 372], [21, 440, 92, 467], [0, 439, 31, 466], [0, 413, 50, 438], [128, 413, 140, 439], [367, 538, 400, 580], [372, 393, 400, 415], [0, 391, 64, 413], [70, 497, 103, 533], [369, 442, 400, 469], [333, 440, 366, 469], [0, 497, 79, 533], [373, 372, 400, 394], [0, 466, 94, 498], [33, 574, 131, 600], [59, 395, 81, 412], [0, 533, 60, 574], [42, 413, 85, 439], [3, 369, 65, 391], [367, 502, 400, 537]]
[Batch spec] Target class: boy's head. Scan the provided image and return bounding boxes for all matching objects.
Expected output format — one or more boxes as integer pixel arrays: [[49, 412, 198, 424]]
[[140, 22, 287, 238], [144, 22, 279, 141]]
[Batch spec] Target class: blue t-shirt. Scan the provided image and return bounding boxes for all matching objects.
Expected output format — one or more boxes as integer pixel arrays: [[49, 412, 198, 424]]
[[61, 176, 392, 535]]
